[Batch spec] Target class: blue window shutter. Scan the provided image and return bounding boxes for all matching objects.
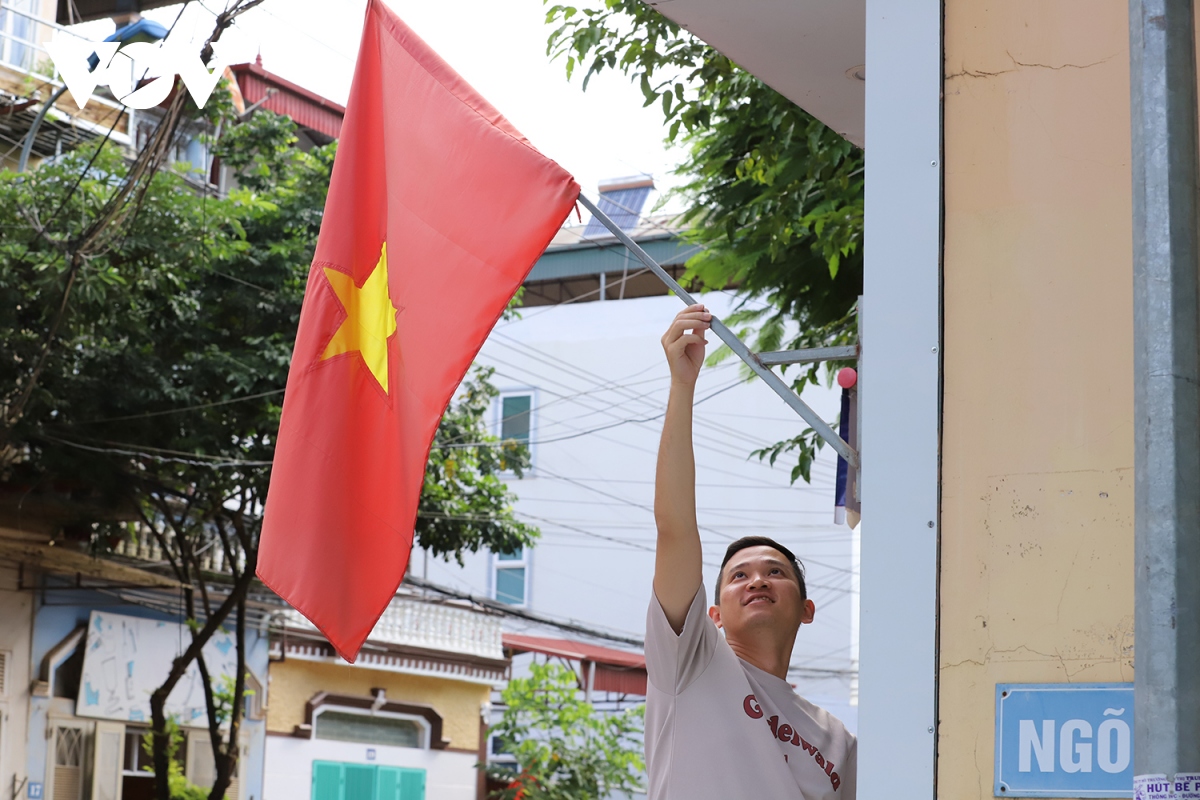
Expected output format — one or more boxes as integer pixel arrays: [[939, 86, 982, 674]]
[[374, 767, 401, 800], [398, 768, 425, 800], [311, 761, 344, 800], [343, 764, 376, 800]]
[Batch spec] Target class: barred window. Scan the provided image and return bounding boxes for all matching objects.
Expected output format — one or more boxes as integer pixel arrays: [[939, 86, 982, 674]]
[[314, 711, 423, 749]]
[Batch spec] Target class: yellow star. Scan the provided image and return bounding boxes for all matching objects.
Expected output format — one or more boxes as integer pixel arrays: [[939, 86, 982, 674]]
[[321, 243, 398, 394]]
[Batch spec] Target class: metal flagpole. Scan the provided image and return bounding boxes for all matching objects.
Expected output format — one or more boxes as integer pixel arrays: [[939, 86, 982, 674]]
[[1129, 0, 1200, 791], [576, 193, 858, 468]]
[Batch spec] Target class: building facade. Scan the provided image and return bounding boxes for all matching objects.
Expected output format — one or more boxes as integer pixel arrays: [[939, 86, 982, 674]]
[[263, 595, 508, 800], [0, 525, 271, 800]]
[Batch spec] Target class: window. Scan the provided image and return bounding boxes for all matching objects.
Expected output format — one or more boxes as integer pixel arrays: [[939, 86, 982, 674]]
[[489, 732, 517, 765], [0, 0, 36, 71], [494, 548, 528, 606], [120, 727, 156, 800], [497, 391, 535, 474], [311, 762, 425, 800], [314, 709, 427, 749], [242, 671, 265, 720], [0, 649, 8, 695], [51, 726, 84, 800], [499, 394, 532, 444]]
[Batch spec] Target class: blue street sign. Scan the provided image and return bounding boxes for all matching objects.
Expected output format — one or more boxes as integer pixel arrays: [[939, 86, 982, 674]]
[[27, 783, 43, 799], [996, 683, 1135, 798]]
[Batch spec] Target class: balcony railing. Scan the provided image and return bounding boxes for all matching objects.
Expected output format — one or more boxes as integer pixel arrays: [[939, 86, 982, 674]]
[[281, 597, 505, 661], [112, 526, 246, 577], [111, 525, 504, 661], [0, 0, 130, 151]]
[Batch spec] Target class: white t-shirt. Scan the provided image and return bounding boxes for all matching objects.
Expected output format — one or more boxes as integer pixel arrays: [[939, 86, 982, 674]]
[[644, 586, 857, 799]]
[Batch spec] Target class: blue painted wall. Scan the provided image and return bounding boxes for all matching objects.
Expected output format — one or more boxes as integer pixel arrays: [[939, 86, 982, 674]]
[[27, 581, 269, 800]]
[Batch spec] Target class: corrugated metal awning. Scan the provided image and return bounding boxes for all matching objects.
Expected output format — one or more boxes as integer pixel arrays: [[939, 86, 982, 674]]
[[503, 633, 648, 696], [230, 61, 345, 142]]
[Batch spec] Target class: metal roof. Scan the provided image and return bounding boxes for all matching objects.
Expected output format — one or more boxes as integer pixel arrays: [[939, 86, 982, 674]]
[[503, 633, 644, 668], [56, 0, 180, 24], [527, 233, 695, 282], [230, 60, 346, 143], [503, 633, 648, 695]]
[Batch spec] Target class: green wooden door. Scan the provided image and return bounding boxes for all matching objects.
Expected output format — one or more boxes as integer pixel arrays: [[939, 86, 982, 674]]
[[397, 768, 425, 800], [312, 761, 343, 800], [312, 762, 425, 800], [376, 766, 425, 800], [343, 764, 377, 800], [375, 767, 400, 800]]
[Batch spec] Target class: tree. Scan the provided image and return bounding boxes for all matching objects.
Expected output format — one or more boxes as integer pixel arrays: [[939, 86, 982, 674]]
[[545, 1, 864, 481], [0, 0, 265, 455], [487, 663, 645, 800], [0, 103, 536, 799]]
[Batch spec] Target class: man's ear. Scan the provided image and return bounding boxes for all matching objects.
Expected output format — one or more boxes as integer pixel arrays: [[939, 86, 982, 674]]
[[708, 605, 723, 629], [800, 598, 816, 625]]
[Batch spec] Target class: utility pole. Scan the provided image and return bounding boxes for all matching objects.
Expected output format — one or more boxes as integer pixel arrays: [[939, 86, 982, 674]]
[[1129, 0, 1200, 793]]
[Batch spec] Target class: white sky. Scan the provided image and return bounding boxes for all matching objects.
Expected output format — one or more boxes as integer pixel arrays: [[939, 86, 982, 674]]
[[69, 0, 687, 211]]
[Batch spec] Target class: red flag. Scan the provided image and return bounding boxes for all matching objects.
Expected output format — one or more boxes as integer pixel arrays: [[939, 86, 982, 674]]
[[257, 0, 579, 661]]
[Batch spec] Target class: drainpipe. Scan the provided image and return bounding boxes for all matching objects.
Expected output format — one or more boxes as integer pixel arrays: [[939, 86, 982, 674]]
[[1129, 0, 1200, 791]]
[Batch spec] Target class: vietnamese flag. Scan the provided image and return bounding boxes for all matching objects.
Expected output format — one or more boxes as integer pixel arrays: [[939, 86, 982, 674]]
[[258, 0, 579, 661]]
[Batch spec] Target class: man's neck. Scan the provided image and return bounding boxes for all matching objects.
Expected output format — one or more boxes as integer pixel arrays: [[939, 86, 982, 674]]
[[725, 633, 795, 680]]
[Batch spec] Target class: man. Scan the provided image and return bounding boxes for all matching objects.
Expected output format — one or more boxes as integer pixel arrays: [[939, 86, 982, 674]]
[[645, 303, 857, 799]]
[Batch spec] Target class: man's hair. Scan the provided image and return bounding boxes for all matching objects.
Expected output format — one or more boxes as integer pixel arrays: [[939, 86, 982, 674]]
[[715, 536, 807, 602]]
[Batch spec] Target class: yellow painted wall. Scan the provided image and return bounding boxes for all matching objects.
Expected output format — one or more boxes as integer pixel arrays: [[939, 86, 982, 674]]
[[941, 3, 1141, 797], [266, 659, 489, 751]]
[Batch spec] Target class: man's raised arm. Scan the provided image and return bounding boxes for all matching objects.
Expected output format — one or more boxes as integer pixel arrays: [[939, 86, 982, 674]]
[[653, 304, 712, 633]]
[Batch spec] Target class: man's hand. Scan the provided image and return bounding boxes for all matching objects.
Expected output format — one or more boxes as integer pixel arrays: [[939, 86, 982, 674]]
[[661, 304, 712, 387], [654, 304, 711, 633]]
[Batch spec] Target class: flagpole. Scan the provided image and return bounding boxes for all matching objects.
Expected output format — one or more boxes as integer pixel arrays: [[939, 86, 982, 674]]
[[576, 193, 857, 468]]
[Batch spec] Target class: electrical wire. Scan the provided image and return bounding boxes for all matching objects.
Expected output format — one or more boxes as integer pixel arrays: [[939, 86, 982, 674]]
[[439, 376, 742, 449], [37, 432, 270, 468], [479, 347, 829, 483], [484, 332, 834, 462], [49, 389, 285, 426]]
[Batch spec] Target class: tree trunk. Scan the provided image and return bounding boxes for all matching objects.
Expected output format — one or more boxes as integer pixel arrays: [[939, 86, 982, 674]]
[[209, 590, 248, 800], [149, 563, 255, 800]]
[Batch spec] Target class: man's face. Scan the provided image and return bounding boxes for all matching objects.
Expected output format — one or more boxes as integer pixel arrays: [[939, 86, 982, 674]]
[[709, 545, 815, 636]]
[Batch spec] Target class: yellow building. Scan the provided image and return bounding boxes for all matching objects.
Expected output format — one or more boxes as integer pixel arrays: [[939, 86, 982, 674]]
[[264, 595, 509, 800], [642, 1, 1183, 798]]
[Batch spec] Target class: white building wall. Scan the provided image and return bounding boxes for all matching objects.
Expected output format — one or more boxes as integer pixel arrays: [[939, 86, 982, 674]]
[[264, 736, 477, 800], [421, 291, 859, 727]]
